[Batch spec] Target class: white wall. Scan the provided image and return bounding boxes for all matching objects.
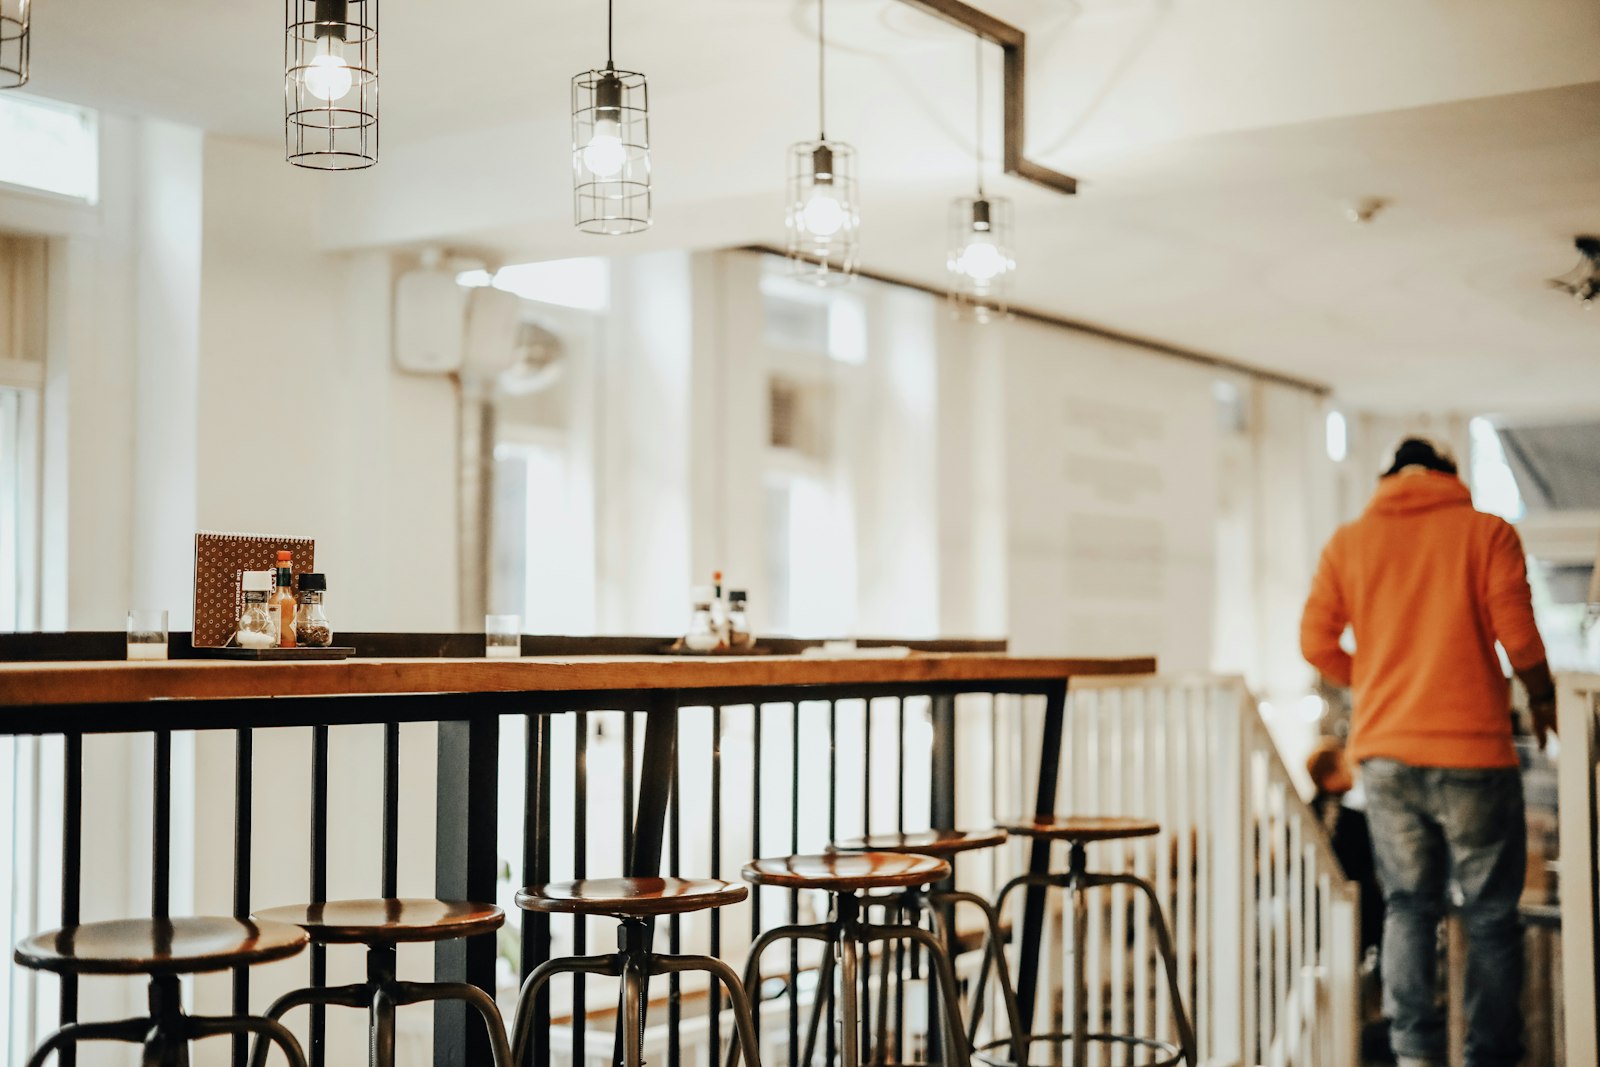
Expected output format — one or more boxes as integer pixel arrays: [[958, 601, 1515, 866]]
[[194, 137, 460, 633], [997, 317, 1220, 669]]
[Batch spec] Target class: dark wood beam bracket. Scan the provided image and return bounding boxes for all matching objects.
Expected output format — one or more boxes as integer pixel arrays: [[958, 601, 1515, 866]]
[[891, 0, 1079, 196]]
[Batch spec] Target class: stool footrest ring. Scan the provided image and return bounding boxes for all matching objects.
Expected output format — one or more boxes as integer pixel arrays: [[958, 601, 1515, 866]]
[[975, 1032, 1184, 1067]]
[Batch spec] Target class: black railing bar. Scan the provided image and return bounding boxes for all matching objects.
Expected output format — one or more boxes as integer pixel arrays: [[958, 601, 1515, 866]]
[[668, 725, 682, 1067], [573, 710, 589, 1067], [232, 727, 254, 1067], [381, 722, 399, 898], [622, 711, 636, 864], [897, 697, 907, 831], [152, 730, 171, 921], [709, 705, 722, 1067], [748, 703, 762, 1051], [59, 732, 81, 1067], [788, 702, 800, 1067], [0, 691, 655, 736], [863, 696, 873, 836], [525, 713, 554, 1067], [309, 723, 329, 1067], [826, 700, 837, 1066], [1, 682, 1066, 738], [672, 679, 1062, 709]]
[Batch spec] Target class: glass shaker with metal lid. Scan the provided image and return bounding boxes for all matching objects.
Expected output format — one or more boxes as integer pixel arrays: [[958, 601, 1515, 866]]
[[236, 571, 277, 649], [295, 572, 332, 647]]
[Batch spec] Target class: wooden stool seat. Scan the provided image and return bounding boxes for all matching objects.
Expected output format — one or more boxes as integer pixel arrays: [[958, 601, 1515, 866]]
[[252, 899, 504, 944], [998, 815, 1161, 843], [742, 852, 950, 892], [515, 877, 747, 917], [829, 828, 1007, 856], [14, 917, 307, 976]]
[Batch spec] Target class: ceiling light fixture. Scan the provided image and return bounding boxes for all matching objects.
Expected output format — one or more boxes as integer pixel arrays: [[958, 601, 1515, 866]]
[[285, 0, 378, 170], [0, 0, 29, 89], [786, 0, 858, 286], [572, 0, 650, 235], [948, 35, 1014, 322], [1547, 236, 1600, 309]]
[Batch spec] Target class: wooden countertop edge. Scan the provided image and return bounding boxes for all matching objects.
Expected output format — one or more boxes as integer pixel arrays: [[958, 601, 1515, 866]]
[[0, 654, 1156, 707]]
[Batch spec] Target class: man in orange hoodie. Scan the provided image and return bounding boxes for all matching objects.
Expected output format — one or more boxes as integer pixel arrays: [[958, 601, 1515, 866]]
[[1300, 437, 1556, 1067]]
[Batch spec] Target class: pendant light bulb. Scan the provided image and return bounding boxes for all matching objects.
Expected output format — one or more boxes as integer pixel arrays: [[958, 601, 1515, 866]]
[[581, 73, 628, 178], [304, 37, 354, 102], [954, 199, 1010, 286], [800, 185, 847, 238]]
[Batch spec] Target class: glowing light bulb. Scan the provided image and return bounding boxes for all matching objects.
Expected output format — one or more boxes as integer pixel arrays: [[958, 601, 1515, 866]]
[[304, 38, 353, 102], [956, 233, 1009, 285], [800, 185, 847, 238], [582, 117, 627, 178]]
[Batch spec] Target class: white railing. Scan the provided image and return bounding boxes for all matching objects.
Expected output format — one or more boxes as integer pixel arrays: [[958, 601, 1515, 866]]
[[1557, 673, 1600, 1067], [995, 676, 1360, 1067]]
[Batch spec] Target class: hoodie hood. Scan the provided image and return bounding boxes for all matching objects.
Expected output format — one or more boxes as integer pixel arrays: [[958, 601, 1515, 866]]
[[1367, 470, 1474, 516]]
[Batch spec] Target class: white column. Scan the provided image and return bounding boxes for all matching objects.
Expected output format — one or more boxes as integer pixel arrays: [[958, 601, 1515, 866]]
[[129, 119, 203, 628]]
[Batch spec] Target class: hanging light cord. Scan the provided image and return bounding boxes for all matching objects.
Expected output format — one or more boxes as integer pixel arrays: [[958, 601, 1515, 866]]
[[607, 0, 615, 69], [818, 0, 827, 140], [974, 34, 985, 197]]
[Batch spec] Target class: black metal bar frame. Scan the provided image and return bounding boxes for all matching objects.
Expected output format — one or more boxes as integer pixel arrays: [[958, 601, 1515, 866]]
[[7, 652, 1109, 1067]]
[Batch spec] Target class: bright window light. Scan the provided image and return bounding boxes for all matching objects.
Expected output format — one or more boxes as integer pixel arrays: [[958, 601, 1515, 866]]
[[0, 94, 98, 202], [460, 258, 610, 312], [1325, 410, 1348, 463], [1469, 416, 1525, 522], [827, 294, 868, 365]]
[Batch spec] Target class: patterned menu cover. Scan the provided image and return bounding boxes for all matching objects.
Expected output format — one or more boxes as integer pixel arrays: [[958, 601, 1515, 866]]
[[192, 532, 316, 648]]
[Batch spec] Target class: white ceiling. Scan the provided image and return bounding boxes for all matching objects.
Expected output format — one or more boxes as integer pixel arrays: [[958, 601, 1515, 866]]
[[23, 0, 1600, 412]]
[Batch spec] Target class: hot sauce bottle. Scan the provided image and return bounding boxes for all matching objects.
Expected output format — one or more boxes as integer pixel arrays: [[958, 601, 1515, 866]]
[[272, 550, 297, 648]]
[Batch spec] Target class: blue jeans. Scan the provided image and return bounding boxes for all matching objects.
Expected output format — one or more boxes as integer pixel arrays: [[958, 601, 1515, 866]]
[[1362, 758, 1526, 1067]]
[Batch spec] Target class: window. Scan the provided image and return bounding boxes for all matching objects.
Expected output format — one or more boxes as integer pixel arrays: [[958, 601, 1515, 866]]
[[0, 94, 97, 202], [0, 388, 29, 630], [490, 440, 594, 634]]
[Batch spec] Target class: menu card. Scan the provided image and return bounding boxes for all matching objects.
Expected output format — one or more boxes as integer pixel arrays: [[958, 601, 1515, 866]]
[[192, 532, 315, 648]]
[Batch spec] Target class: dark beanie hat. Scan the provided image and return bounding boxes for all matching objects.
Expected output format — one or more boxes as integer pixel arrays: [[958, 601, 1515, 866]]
[[1382, 437, 1458, 478]]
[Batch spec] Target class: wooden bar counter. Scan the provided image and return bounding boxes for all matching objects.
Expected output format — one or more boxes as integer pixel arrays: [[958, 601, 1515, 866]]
[[0, 641, 1155, 1066]]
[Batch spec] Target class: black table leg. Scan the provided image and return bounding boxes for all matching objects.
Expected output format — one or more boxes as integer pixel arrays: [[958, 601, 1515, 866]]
[[1015, 680, 1068, 1030], [435, 716, 500, 1067]]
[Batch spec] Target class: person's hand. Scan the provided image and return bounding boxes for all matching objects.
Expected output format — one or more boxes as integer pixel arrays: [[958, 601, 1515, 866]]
[[1529, 693, 1558, 749]]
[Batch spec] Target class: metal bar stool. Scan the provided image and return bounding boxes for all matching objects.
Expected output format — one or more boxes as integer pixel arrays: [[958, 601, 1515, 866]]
[[827, 830, 1026, 1066], [511, 876, 763, 1067], [249, 899, 513, 1067], [734, 852, 974, 1067], [991, 817, 1197, 1067], [14, 916, 311, 1067]]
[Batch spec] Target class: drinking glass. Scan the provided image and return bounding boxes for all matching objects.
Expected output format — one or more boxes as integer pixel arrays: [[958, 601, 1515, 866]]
[[485, 614, 522, 659], [127, 610, 169, 661]]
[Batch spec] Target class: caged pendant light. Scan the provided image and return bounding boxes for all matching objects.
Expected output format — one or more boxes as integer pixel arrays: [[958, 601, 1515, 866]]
[[572, 0, 650, 234], [948, 36, 1014, 322], [285, 0, 378, 170], [0, 0, 29, 90], [786, 0, 857, 286]]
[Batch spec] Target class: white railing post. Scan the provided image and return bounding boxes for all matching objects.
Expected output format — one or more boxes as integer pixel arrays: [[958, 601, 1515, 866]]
[[1557, 674, 1599, 1067]]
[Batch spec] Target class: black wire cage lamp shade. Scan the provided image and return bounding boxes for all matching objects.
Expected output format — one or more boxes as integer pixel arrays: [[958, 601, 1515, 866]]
[[787, 139, 859, 285], [0, 0, 29, 90], [572, 66, 651, 234], [786, 0, 858, 285], [947, 36, 1014, 322], [285, 0, 378, 170], [947, 195, 1015, 321]]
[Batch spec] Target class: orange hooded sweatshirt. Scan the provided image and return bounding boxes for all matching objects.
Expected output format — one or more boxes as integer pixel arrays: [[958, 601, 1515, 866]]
[[1300, 470, 1546, 769]]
